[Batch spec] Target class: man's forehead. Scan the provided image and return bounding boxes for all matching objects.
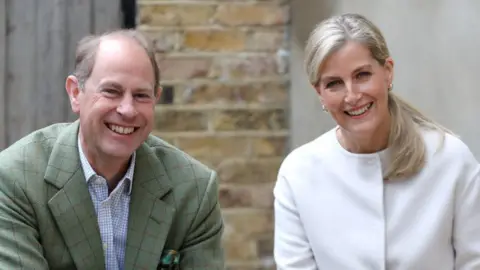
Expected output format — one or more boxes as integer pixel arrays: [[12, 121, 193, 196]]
[[96, 37, 134, 56], [93, 37, 150, 67], [98, 38, 124, 53]]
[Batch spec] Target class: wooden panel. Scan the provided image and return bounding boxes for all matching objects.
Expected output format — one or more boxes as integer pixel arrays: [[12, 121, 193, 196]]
[[64, 0, 92, 121], [35, 0, 70, 128], [0, 0, 6, 150], [93, 0, 121, 34], [1, 0, 122, 147], [6, 0, 36, 144]]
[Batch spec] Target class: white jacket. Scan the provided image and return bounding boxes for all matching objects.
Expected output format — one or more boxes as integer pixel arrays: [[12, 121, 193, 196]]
[[274, 127, 480, 270]]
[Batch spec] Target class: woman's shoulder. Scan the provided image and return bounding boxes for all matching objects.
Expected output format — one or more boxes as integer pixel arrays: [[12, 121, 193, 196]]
[[421, 128, 479, 167]]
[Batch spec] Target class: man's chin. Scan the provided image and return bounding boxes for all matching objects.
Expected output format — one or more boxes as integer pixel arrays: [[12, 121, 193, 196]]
[[101, 143, 138, 159]]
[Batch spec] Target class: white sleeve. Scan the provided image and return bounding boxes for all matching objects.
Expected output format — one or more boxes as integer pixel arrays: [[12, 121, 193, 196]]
[[273, 174, 318, 270], [454, 164, 480, 269]]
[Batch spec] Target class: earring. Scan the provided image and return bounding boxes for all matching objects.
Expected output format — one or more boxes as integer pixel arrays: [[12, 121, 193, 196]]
[[322, 104, 328, 112], [388, 83, 393, 91]]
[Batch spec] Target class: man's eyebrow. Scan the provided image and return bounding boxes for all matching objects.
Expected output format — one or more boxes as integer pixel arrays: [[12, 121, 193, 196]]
[[99, 81, 123, 89], [134, 87, 155, 94]]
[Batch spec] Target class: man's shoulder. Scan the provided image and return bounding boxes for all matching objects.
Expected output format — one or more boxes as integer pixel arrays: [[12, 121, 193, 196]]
[[0, 122, 72, 191], [143, 134, 214, 181], [0, 122, 70, 164]]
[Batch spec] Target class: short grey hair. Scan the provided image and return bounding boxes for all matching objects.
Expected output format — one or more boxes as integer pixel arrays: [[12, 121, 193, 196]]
[[73, 29, 160, 91]]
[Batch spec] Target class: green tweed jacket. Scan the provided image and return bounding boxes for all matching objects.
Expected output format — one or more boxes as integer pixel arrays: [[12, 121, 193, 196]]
[[0, 121, 225, 270]]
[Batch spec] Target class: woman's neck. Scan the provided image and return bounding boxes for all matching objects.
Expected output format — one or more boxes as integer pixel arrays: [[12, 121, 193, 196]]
[[337, 122, 391, 154]]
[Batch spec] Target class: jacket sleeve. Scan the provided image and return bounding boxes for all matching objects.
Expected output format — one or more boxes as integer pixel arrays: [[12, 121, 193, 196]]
[[0, 168, 49, 269], [274, 174, 317, 270], [178, 171, 225, 269], [453, 163, 480, 269]]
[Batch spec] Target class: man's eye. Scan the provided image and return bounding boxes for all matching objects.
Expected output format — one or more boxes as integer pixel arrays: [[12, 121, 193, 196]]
[[135, 94, 153, 101], [103, 89, 118, 95]]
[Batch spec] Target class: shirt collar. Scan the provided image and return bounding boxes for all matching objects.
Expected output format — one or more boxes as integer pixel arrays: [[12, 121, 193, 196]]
[[77, 135, 136, 195]]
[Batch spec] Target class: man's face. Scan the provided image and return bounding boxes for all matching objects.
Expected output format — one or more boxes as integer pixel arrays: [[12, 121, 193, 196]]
[[67, 37, 160, 160]]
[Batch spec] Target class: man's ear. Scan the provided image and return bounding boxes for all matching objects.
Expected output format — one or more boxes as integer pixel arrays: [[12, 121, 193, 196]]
[[155, 86, 163, 103], [65, 75, 82, 114]]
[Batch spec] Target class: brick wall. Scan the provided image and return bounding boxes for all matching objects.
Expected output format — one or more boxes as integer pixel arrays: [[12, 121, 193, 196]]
[[138, 1, 290, 269]]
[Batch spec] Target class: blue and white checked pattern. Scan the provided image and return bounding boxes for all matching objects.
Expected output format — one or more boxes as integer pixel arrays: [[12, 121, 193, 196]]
[[78, 138, 135, 270]]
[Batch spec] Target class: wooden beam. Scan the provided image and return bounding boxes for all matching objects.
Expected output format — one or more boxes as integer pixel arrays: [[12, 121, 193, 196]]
[[6, 0, 36, 143], [0, 0, 6, 149]]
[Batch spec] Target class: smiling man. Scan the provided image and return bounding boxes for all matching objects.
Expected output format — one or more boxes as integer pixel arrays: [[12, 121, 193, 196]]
[[0, 30, 224, 270]]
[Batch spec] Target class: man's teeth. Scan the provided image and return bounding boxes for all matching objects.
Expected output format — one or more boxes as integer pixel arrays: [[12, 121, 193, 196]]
[[108, 124, 134, 134], [347, 103, 372, 116]]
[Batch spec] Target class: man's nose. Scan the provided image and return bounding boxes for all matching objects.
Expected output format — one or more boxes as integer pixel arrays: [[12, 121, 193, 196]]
[[117, 95, 138, 118]]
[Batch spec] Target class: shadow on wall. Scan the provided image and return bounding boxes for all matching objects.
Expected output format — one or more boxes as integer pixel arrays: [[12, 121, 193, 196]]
[[289, 0, 338, 149], [291, 0, 337, 43]]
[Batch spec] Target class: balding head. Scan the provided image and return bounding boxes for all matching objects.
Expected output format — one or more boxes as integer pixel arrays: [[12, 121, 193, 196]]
[[73, 30, 160, 91]]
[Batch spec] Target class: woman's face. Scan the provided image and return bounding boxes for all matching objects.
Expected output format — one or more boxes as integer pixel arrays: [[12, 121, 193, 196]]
[[315, 41, 393, 137]]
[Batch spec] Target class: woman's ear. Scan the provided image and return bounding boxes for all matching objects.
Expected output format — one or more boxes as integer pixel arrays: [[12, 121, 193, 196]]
[[313, 83, 322, 96], [384, 57, 394, 85]]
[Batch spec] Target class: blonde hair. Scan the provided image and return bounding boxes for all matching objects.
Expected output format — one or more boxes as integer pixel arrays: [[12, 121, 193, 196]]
[[304, 13, 452, 180]]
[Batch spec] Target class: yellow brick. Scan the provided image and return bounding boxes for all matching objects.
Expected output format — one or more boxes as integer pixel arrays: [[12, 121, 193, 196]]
[[178, 82, 288, 105], [212, 109, 286, 131], [176, 135, 250, 159], [223, 236, 258, 261], [215, 3, 289, 26], [142, 30, 181, 52], [210, 55, 281, 79], [250, 135, 287, 157], [246, 29, 287, 51], [216, 158, 282, 183], [219, 183, 275, 208], [154, 107, 208, 132], [223, 209, 273, 237], [183, 30, 247, 52], [139, 4, 216, 26], [157, 56, 212, 80]]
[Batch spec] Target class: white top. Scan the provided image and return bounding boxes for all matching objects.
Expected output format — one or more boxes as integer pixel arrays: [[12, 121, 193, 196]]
[[274, 127, 480, 270]]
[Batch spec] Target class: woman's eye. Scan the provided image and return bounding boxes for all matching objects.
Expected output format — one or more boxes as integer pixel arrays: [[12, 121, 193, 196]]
[[356, 71, 371, 79], [326, 80, 341, 89]]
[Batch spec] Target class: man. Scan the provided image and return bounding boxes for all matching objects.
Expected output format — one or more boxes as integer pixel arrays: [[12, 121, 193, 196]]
[[0, 30, 224, 269]]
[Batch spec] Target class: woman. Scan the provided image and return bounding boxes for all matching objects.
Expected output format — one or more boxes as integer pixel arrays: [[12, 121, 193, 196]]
[[273, 13, 480, 269]]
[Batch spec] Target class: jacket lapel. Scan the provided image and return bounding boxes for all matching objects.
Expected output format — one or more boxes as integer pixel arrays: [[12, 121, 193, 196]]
[[124, 143, 174, 270], [44, 121, 105, 270]]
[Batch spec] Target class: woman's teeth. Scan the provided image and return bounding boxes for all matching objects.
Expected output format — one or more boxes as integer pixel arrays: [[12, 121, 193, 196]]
[[346, 102, 373, 116]]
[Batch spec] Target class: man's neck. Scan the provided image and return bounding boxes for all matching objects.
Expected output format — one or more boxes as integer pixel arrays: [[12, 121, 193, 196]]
[[79, 136, 131, 190], [89, 153, 130, 189]]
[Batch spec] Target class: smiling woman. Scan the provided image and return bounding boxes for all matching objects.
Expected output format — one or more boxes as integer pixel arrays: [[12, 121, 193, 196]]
[[273, 13, 480, 270]]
